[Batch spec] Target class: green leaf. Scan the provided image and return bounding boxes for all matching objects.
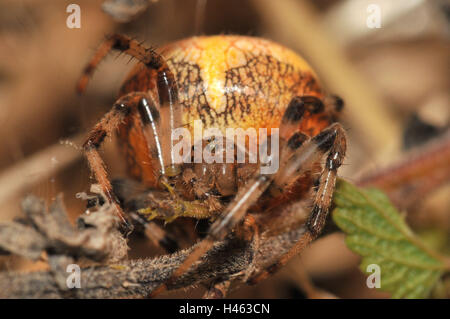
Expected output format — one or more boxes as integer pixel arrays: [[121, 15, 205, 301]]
[[332, 179, 450, 299]]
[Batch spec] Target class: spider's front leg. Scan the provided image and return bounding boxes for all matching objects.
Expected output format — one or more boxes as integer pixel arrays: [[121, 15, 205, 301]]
[[79, 33, 183, 178], [83, 92, 160, 229], [248, 122, 347, 285]]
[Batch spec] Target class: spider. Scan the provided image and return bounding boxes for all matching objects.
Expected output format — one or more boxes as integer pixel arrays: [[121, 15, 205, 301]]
[[77, 34, 347, 297]]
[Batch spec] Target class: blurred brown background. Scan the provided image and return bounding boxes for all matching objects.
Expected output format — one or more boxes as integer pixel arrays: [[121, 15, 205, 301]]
[[0, 0, 448, 298]]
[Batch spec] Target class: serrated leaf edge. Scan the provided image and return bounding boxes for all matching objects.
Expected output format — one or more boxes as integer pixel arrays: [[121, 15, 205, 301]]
[[334, 182, 449, 269]]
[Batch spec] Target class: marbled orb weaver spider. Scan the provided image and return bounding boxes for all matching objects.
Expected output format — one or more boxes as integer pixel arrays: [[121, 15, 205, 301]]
[[78, 34, 346, 296]]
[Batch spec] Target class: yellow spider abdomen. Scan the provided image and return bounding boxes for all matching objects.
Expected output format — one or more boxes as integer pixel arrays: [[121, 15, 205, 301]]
[[119, 35, 328, 185], [122, 35, 323, 134]]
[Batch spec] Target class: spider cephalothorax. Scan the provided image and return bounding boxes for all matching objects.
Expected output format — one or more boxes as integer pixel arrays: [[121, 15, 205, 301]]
[[78, 34, 346, 296]]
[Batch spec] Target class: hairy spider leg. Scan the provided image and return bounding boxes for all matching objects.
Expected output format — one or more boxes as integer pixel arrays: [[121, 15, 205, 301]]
[[150, 101, 343, 297], [234, 97, 337, 275], [263, 95, 326, 199], [136, 96, 166, 178], [128, 212, 179, 253], [279, 95, 325, 141], [83, 92, 156, 226], [248, 123, 347, 285], [78, 34, 183, 179], [150, 173, 272, 297], [263, 94, 344, 205], [111, 177, 180, 253]]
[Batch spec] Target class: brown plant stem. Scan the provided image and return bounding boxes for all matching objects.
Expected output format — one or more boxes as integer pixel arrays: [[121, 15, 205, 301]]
[[357, 131, 450, 209]]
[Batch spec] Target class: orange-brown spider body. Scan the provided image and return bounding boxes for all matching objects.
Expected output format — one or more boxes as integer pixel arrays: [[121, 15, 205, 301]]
[[78, 34, 346, 296], [118, 36, 332, 188]]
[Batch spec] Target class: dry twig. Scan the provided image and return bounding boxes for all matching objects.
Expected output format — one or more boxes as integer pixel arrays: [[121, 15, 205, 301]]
[[0, 195, 309, 298]]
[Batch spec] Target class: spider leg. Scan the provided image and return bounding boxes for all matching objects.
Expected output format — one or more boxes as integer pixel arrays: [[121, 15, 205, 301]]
[[150, 172, 273, 296], [137, 96, 166, 177], [111, 178, 180, 253], [269, 95, 325, 197], [83, 92, 160, 226], [279, 95, 324, 141], [78, 34, 160, 93], [248, 123, 347, 285], [128, 212, 179, 253], [78, 34, 183, 178], [150, 120, 338, 297], [265, 94, 344, 201]]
